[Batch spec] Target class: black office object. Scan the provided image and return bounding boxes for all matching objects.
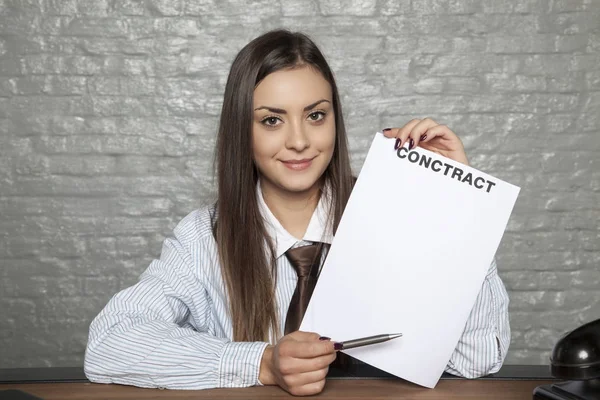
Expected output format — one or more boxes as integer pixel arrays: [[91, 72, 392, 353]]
[[533, 318, 600, 399]]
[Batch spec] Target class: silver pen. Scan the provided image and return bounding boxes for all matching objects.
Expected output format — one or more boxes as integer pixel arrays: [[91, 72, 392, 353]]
[[339, 333, 402, 350]]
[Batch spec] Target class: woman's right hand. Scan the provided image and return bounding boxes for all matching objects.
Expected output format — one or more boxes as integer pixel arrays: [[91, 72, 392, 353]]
[[259, 331, 338, 396]]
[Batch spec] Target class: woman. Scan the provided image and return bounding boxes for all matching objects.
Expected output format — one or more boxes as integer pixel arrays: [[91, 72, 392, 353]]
[[84, 30, 510, 396]]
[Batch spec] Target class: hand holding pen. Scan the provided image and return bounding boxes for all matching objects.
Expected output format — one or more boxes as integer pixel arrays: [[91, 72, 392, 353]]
[[259, 331, 402, 396]]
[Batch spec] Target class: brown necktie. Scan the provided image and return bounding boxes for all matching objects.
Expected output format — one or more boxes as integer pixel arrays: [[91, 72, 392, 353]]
[[285, 243, 357, 372], [284, 243, 325, 334]]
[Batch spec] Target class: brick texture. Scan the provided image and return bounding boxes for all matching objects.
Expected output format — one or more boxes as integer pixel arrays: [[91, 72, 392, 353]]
[[0, 0, 599, 368]]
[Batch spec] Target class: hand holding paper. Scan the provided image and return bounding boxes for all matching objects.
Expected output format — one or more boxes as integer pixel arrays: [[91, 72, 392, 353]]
[[382, 118, 469, 164]]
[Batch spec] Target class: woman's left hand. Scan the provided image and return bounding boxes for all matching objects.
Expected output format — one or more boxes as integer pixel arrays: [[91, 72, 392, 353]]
[[382, 118, 469, 165]]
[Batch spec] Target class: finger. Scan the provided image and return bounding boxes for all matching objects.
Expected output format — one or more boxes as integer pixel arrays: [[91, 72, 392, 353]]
[[420, 124, 458, 149], [280, 339, 336, 359], [288, 351, 337, 374], [426, 124, 457, 140], [381, 127, 398, 138], [392, 119, 420, 149], [301, 339, 337, 358], [409, 118, 439, 150], [278, 351, 335, 375], [282, 367, 329, 388], [287, 331, 321, 341], [419, 125, 469, 165], [287, 378, 327, 397]]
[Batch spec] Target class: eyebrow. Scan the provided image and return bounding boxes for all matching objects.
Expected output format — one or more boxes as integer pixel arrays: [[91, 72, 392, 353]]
[[254, 99, 331, 114]]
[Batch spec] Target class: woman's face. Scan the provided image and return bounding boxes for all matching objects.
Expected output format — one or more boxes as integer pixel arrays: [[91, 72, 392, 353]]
[[252, 65, 336, 197]]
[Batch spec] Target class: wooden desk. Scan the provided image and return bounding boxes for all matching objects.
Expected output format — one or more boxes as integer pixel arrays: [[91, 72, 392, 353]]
[[0, 366, 557, 399], [1, 379, 555, 399]]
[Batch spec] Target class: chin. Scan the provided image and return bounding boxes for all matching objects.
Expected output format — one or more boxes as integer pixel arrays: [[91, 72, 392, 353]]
[[277, 173, 324, 193], [279, 180, 318, 193]]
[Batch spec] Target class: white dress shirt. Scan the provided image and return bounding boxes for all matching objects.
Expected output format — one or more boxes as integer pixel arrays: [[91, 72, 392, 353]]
[[84, 183, 511, 389]]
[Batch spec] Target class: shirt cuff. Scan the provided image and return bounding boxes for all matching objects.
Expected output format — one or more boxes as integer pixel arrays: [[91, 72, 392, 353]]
[[218, 341, 269, 388]]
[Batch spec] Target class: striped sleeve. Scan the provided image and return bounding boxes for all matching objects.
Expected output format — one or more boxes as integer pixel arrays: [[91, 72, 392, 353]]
[[84, 232, 269, 390], [444, 258, 511, 378]]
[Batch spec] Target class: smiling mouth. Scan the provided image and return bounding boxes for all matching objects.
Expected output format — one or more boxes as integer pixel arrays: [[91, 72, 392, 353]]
[[281, 157, 315, 171]]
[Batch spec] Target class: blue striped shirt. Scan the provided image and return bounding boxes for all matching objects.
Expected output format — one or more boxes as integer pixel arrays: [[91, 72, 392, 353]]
[[84, 185, 510, 389]]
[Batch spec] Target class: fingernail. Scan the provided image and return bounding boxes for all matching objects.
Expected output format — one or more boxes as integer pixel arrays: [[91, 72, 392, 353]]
[[319, 336, 331, 341], [394, 138, 401, 150], [420, 134, 427, 141], [334, 342, 344, 350], [383, 128, 391, 132], [409, 138, 415, 150]]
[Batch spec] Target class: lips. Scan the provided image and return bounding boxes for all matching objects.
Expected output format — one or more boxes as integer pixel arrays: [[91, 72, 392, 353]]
[[281, 157, 315, 171]]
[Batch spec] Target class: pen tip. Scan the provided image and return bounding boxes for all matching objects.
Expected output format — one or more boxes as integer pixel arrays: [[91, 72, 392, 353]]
[[389, 333, 403, 339]]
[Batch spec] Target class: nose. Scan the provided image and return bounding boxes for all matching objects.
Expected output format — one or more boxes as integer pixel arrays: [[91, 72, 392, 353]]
[[285, 120, 310, 152]]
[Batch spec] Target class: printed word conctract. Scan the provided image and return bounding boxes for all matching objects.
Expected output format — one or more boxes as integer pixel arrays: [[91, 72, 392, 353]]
[[396, 147, 496, 193]]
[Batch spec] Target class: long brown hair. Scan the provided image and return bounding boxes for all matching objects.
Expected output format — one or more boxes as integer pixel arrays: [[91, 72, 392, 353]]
[[213, 30, 354, 342]]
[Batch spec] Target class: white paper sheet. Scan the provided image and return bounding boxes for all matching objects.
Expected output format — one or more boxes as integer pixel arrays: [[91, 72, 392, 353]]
[[300, 132, 520, 388]]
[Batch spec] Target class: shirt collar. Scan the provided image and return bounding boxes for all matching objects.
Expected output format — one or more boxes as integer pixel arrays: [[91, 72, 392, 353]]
[[258, 180, 334, 258]]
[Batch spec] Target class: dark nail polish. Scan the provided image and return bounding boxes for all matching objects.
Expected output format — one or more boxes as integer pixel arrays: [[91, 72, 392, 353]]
[[383, 128, 392, 132], [420, 134, 427, 141], [319, 336, 331, 341], [409, 138, 415, 150], [334, 342, 344, 350], [394, 138, 401, 150]]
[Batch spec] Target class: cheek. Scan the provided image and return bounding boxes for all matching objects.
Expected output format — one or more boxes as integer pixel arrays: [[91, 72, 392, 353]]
[[320, 136, 335, 155], [314, 122, 336, 153], [252, 128, 283, 160]]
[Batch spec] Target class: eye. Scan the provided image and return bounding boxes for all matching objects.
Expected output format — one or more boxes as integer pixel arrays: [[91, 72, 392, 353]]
[[308, 111, 326, 122], [260, 116, 282, 127]]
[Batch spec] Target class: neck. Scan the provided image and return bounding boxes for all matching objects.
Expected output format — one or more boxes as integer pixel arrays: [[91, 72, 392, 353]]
[[261, 179, 322, 240]]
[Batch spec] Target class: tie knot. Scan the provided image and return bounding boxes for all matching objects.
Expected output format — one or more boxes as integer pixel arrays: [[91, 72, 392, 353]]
[[285, 244, 321, 278]]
